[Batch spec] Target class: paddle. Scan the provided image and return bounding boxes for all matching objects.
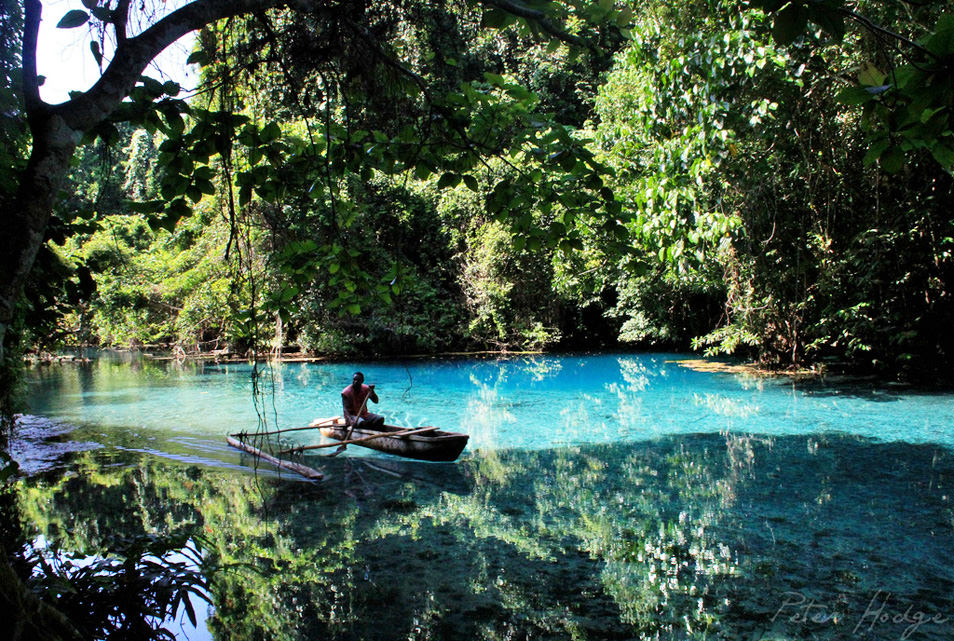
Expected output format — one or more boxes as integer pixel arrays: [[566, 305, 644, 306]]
[[278, 426, 440, 455]]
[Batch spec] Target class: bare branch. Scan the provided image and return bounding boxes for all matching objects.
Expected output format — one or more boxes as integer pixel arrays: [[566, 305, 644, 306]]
[[114, 0, 131, 43], [22, 0, 43, 115], [839, 6, 940, 63]]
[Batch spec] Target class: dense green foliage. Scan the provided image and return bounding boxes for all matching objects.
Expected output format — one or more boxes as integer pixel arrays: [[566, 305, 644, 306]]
[[590, 0, 954, 376], [20, 0, 954, 376]]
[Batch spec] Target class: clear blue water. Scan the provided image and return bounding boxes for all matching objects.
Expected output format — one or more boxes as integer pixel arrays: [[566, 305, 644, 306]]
[[21, 352, 954, 460], [13, 352, 954, 640]]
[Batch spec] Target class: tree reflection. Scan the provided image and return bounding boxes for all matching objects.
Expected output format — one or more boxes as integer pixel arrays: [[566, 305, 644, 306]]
[[18, 431, 954, 640]]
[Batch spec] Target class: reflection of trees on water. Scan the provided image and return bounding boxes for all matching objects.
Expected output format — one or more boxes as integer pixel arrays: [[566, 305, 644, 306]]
[[521, 357, 564, 382], [692, 393, 761, 419], [525, 443, 744, 637], [19, 433, 954, 640]]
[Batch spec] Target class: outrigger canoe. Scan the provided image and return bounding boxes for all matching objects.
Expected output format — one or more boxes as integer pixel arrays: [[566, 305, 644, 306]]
[[313, 416, 469, 462]]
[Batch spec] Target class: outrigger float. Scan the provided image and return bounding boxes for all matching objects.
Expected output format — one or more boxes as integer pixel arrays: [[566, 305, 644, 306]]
[[227, 416, 468, 480]]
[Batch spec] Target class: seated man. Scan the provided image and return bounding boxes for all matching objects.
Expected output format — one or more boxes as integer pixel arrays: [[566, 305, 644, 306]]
[[341, 371, 385, 428]]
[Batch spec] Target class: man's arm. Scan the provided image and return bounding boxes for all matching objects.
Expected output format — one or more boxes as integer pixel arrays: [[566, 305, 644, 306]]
[[342, 394, 355, 425], [368, 384, 379, 404]]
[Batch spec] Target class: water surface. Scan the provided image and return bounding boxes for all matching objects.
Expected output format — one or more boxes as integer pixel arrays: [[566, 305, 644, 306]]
[[14, 353, 954, 640]]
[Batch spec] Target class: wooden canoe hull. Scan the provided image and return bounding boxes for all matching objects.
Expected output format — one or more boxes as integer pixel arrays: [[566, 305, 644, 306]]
[[316, 418, 468, 462]]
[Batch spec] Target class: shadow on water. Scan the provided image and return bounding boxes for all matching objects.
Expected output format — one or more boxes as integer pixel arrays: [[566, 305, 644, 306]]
[[780, 374, 954, 401], [17, 432, 954, 641]]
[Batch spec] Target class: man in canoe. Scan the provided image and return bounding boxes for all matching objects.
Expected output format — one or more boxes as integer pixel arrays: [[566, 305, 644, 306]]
[[342, 371, 385, 428]]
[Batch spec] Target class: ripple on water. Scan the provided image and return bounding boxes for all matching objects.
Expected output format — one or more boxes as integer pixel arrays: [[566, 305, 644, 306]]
[[10, 415, 102, 476]]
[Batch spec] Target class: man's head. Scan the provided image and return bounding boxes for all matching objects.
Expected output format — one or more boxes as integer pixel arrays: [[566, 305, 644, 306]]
[[352, 372, 364, 387]]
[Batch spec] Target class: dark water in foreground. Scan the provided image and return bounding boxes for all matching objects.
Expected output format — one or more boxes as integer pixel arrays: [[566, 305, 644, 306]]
[[13, 354, 954, 640]]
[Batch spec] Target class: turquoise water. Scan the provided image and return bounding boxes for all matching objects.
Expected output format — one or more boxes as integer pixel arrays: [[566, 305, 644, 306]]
[[22, 352, 954, 459], [13, 352, 954, 640]]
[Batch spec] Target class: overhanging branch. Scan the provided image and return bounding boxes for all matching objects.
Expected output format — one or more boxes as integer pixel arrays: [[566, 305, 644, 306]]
[[481, 0, 587, 47], [839, 6, 940, 63], [48, 0, 297, 129]]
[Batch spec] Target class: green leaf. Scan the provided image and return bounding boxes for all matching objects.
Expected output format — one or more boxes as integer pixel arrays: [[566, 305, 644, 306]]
[[126, 199, 166, 214], [90, 41, 103, 66], [560, 237, 584, 252], [140, 76, 164, 97], [772, 4, 806, 45], [858, 64, 886, 87], [280, 285, 300, 302], [0, 459, 20, 482], [437, 173, 461, 189], [239, 184, 253, 206], [812, 4, 846, 42], [483, 72, 507, 88], [482, 8, 513, 30], [836, 86, 875, 106], [187, 51, 209, 66], [616, 6, 633, 26], [925, 13, 954, 56], [81, 0, 98, 9], [196, 178, 216, 195], [754, 0, 787, 11], [261, 122, 281, 143], [862, 138, 891, 167], [463, 174, 480, 192], [929, 143, 954, 170], [183, 593, 197, 627], [57, 10, 89, 29], [880, 147, 905, 173], [347, 303, 362, 315]]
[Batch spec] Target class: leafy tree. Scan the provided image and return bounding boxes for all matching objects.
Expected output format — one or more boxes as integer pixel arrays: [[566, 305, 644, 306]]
[[0, 0, 627, 364], [754, 0, 954, 174], [589, 0, 954, 375]]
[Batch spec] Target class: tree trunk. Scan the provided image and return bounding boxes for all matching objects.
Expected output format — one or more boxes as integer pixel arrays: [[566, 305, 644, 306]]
[[0, 113, 79, 362], [0, 0, 294, 363]]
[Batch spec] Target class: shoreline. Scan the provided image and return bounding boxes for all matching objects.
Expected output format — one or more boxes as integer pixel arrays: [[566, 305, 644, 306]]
[[24, 348, 946, 389]]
